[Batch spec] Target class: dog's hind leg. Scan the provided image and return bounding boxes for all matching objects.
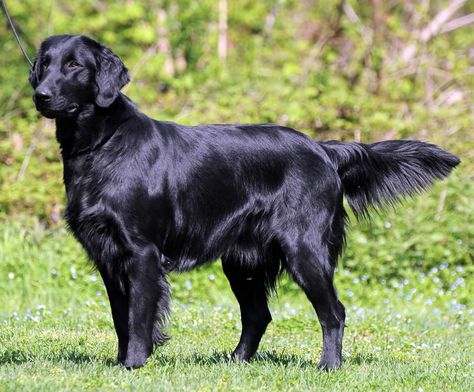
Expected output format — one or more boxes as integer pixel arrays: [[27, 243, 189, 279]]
[[222, 258, 275, 361], [283, 229, 345, 370]]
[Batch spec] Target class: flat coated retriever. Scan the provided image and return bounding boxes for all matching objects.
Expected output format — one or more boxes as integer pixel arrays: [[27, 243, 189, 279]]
[[29, 35, 459, 370]]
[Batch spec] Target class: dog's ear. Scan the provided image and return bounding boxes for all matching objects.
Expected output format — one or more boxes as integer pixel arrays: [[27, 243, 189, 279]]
[[28, 58, 40, 89], [94, 45, 130, 108]]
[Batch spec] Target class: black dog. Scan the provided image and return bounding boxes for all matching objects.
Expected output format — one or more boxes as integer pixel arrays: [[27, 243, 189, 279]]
[[29, 35, 459, 370]]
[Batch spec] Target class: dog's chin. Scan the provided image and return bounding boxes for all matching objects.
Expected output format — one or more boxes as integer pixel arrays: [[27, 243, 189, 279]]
[[37, 104, 80, 119], [38, 109, 59, 119]]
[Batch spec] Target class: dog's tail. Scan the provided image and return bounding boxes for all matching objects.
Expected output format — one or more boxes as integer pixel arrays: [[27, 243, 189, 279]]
[[321, 140, 460, 217]]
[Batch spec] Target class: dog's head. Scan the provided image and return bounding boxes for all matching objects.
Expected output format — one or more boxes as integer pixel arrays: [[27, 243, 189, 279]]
[[29, 35, 129, 119]]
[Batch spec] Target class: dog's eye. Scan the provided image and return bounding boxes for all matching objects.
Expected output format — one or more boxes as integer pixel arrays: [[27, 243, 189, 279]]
[[41, 60, 49, 70], [67, 61, 81, 69]]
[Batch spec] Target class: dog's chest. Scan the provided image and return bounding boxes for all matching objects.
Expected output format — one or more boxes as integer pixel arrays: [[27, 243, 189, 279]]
[[63, 160, 134, 265]]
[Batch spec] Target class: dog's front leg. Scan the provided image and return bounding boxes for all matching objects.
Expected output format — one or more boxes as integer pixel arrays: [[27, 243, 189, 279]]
[[122, 253, 163, 369], [99, 267, 130, 364]]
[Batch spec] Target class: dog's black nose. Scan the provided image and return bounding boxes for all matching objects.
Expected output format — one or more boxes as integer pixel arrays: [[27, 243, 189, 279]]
[[35, 89, 52, 102]]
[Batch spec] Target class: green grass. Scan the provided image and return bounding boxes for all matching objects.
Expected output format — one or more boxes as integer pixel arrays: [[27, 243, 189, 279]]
[[0, 301, 472, 391], [0, 233, 474, 391], [0, 198, 473, 391]]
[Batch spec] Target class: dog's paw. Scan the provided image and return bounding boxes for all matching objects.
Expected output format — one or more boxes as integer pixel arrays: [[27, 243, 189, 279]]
[[318, 357, 341, 371], [122, 353, 148, 370], [230, 347, 254, 362]]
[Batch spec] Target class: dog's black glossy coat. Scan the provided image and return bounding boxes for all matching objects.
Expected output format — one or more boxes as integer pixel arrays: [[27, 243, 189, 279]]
[[29, 35, 460, 370]]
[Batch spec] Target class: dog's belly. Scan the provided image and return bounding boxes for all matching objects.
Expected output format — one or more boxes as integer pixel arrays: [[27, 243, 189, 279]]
[[161, 218, 278, 273]]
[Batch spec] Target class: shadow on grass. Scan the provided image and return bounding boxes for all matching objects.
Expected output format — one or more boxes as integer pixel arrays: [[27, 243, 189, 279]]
[[1, 347, 379, 369], [0, 349, 116, 367], [152, 350, 316, 369], [348, 351, 379, 365], [252, 351, 316, 368], [1, 348, 315, 369]]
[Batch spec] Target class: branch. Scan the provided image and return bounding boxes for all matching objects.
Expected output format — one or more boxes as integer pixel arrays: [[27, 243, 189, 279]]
[[342, 2, 372, 44], [419, 0, 466, 42], [440, 13, 474, 33], [402, 0, 466, 62], [218, 0, 228, 62]]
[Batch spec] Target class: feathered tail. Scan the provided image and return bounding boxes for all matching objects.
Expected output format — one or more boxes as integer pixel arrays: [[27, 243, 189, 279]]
[[321, 140, 460, 217]]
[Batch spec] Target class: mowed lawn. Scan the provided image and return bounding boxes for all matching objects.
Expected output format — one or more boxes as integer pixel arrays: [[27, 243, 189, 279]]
[[0, 297, 473, 391], [0, 176, 473, 391]]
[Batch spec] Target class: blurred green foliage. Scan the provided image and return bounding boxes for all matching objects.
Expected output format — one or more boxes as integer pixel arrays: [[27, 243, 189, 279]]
[[0, 1, 473, 279]]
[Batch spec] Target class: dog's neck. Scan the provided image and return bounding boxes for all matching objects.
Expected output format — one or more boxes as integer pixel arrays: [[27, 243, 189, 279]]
[[55, 94, 136, 160]]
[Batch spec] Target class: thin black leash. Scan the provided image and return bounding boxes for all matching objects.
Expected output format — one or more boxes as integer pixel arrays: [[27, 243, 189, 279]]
[[1, 0, 33, 67]]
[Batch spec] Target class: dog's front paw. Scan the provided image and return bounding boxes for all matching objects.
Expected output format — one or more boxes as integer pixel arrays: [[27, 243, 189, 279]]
[[318, 356, 341, 371], [122, 352, 148, 369]]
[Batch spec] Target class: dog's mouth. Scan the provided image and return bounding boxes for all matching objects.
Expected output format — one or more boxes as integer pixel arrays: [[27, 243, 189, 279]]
[[36, 103, 80, 118]]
